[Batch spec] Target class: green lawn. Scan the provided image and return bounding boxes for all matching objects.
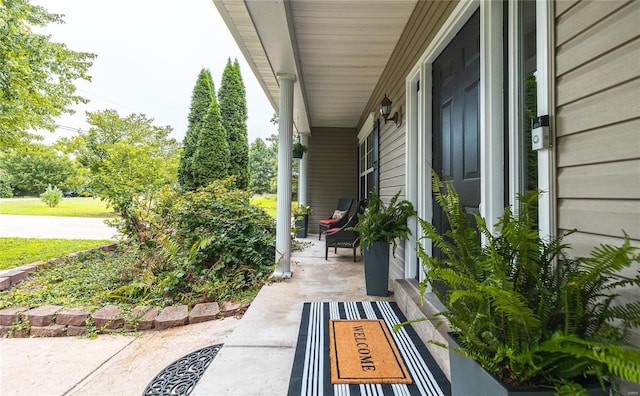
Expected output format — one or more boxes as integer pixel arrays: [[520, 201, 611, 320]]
[[0, 238, 113, 270], [251, 194, 277, 218], [0, 197, 113, 217]]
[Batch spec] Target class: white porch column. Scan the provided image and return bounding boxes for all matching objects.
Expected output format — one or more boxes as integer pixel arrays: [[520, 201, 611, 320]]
[[273, 73, 296, 278], [297, 133, 309, 206]]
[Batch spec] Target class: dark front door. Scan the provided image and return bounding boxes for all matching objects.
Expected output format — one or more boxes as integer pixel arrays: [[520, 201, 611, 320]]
[[432, 9, 481, 239]]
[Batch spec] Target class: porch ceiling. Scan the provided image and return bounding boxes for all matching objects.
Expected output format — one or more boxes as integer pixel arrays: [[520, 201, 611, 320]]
[[213, 0, 417, 133]]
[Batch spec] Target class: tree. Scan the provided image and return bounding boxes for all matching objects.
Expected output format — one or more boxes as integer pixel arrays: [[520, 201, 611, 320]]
[[0, 0, 95, 147], [248, 138, 275, 194], [73, 109, 180, 241], [192, 88, 230, 187], [218, 58, 249, 189], [178, 68, 214, 190], [0, 143, 77, 196]]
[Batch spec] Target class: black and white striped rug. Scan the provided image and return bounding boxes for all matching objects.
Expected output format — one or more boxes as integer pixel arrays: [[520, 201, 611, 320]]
[[287, 301, 451, 396]]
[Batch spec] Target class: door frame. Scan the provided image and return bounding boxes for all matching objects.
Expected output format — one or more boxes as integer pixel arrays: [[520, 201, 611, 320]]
[[405, 0, 554, 283], [404, 0, 504, 283]]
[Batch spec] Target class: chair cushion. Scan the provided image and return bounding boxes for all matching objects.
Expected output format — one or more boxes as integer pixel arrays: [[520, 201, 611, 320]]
[[332, 210, 347, 220], [319, 219, 337, 225], [326, 228, 341, 234]]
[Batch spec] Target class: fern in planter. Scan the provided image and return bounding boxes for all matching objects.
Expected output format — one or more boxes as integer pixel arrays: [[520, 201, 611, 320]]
[[415, 172, 640, 393], [350, 190, 415, 255]]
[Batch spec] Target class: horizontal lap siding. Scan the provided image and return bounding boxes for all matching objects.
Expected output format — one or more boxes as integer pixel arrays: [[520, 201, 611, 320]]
[[554, 1, 640, 362], [555, 0, 640, 252], [307, 127, 358, 228], [359, 1, 459, 281]]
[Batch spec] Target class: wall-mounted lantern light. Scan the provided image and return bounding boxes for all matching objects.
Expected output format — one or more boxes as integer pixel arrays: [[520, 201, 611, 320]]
[[379, 94, 399, 126]]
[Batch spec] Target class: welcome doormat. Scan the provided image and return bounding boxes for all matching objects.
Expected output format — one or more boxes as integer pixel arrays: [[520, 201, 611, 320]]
[[329, 319, 412, 384], [288, 301, 451, 395]]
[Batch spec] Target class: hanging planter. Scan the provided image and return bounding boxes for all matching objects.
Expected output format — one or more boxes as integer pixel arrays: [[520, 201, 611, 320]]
[[292, 142, 307, 159]]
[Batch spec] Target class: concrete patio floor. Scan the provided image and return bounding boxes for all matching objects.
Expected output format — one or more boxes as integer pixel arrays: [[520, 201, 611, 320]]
[[193, 235, 391, 395]]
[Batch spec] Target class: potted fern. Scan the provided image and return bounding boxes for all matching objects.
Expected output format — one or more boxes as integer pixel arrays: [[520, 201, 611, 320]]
[[413, 173, 640, 395], [350, 191, 415, 296]]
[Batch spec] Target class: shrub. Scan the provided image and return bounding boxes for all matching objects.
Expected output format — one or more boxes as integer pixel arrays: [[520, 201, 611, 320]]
[[164, 179, 276, 302], [40, 185, 63, 207], [0, 171, 12, 198], [105, 178, 277, 306]]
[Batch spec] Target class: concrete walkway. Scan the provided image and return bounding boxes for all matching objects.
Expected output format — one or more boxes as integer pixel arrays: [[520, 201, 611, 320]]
[[0, 214, 118, 240], [0, 318, 240, 396]]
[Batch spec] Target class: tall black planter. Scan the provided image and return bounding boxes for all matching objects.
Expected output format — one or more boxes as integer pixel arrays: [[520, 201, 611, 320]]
[[363, 240, 389, 296], [294, 214, 308, 238], [448, 334, 610, 396]]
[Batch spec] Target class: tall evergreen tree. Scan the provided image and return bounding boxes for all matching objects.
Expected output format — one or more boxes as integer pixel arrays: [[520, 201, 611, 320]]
[[192, 83, 230, 187], [178, 68, 214, 190], [218, 58, 249, 189]]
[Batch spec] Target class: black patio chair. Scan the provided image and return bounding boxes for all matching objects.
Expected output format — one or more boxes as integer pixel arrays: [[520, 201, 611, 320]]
[[325, 199, 367, 262], [318, 197, 353, 240]]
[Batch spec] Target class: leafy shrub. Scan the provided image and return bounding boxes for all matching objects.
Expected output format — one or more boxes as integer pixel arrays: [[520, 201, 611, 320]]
[[40, 185, 63, 207], [164, 179, 276, 302], [105, 178, 276, 306]]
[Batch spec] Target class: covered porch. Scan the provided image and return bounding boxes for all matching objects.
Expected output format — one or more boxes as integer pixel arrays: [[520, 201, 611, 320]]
[[192, 237, 405, 394], [213, 0, 422, 276]]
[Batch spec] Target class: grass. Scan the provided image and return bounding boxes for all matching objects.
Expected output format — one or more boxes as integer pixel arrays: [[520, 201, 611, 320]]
[[0, 197, 113, 217], [0, 238, 113, 270], [250, 194, 277, 218]]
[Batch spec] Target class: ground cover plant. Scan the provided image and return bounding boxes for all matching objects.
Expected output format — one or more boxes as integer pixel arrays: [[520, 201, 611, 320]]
[[0, 238, 112, 270], [0, 197, 113, 217], [0, 247, 131, 310]]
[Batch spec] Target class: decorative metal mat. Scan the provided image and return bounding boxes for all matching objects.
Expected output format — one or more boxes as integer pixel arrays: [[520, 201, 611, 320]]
[[143, 343, 223, 396]]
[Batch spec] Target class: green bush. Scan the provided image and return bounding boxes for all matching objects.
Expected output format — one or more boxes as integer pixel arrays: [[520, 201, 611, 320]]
[[0, 170, 12, 198], [40, 185, 63, 207], [105, 178, 276, 306], [165, 179, 276, 302]]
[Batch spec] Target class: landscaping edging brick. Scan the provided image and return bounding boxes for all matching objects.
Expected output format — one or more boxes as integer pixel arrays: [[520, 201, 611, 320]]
[[0, 301, 248, 338], [0, 243, 249, 338]]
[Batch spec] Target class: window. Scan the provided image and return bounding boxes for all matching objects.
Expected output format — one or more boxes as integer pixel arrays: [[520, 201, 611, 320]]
[[358, 119, 379, 200]]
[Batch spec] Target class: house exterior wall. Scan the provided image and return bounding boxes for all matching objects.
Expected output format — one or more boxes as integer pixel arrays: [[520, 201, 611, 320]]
[[306, 127, 358, 232], [555, 0, 640, 255], [553, 0, 640, 365]]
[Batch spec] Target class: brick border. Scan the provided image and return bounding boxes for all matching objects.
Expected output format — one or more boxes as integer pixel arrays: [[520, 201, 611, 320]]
[[0, 300, 247, 338], [0, 244, 249, 338]]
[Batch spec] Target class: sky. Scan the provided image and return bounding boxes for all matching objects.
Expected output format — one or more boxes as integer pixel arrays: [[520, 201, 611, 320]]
[[33, 0, 278, 144]]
